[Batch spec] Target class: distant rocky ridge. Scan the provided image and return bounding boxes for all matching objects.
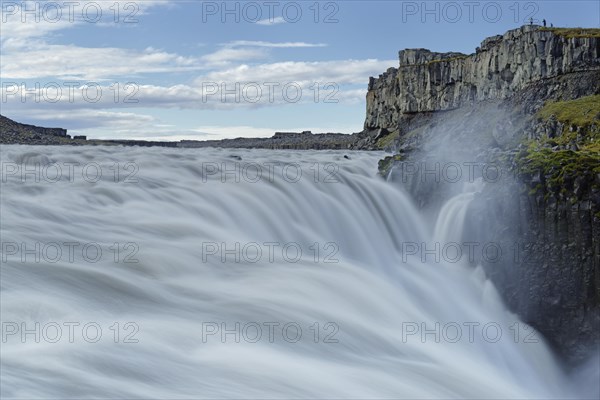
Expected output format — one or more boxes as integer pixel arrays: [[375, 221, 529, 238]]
[[179, 131, 356, 150], [0, 115, 354, 150], [0, 115, 83, 145]]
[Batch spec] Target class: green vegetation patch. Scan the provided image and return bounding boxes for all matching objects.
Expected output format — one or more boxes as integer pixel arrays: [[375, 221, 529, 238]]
[[378, 154, 403, 177], [375, 130, 400, 150], [516, 145, 599, 200], [426, 56, 468, 65], [517, 144, 599, 183], [517, 95, 600, 198], [540, 27, 600, 39], [536, 94, 600, 153], [538, 94, 600, 128]]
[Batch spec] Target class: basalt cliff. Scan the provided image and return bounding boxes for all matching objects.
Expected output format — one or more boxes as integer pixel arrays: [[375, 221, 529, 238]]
[[356, 25, 598, 147], [355, 25, 600, 364]]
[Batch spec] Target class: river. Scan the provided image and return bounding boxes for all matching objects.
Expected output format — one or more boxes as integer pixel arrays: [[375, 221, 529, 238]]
[[0, 145, 597, 398]]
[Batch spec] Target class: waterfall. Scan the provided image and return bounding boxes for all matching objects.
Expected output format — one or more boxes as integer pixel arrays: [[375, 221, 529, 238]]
[[1, 146, 597, 399], [433, 192, 475, 244]]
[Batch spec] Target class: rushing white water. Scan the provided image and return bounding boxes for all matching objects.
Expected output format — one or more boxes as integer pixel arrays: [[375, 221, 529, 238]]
[[0, 145, 596, 399]]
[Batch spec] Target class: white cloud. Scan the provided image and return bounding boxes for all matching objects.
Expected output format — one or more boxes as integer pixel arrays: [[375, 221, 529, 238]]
[[90, 123, 357, 141], [185, 125, 276, 139], [1, 35, 327, 81], [2, 66, 377, 112], [255, 16, 286, 25], [3, 108, 156, 131], [67, 120, 274, 141], [1, 2, 329, 81], [196, 41, 328, 68], [1, 55, 386, 111], [0, 0, 191, 80], [225, 41, 327, 48], [0, 0, 172, 45], [200, 48, 268, 66], [197, 59, 396, 86], [0, 44, 202, 80]]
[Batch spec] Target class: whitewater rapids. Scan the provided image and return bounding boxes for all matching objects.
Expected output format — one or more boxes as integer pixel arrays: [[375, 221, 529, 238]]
[[0, 145, 597, 398]]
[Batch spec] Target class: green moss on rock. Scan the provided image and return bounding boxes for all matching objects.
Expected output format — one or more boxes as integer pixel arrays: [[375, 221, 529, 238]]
[[517, 95, 600, 199], [378, 154, 403, 177], [375, 130, 400, 150], [426, 56, 468, 65], [540, 27, 600, 39], [538, 94, 600, 128]]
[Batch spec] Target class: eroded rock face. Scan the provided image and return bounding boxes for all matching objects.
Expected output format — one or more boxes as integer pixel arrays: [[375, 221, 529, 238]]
[[1, 115, 68, 138], [365, 68, 401, 135], [367, 25, 600, 364], [363, 25, 600, 135], [466, 172, 600, 366]]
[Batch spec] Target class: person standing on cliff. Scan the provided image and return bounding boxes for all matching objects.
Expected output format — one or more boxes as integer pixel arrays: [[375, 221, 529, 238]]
[[543, 19, 547, 27], [529, 17, 533, 25]]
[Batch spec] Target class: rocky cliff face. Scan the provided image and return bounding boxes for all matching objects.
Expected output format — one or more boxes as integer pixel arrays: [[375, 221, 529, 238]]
[[359, 26, 600, 148], [1, 114, 68, 138], [0, 115, 81, 145], [363, 26, 600, 365]]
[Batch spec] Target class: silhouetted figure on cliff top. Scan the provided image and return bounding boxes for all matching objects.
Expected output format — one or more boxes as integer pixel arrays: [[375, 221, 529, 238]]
[[543, 19, 547, 27], [529, 17, 533, 25]]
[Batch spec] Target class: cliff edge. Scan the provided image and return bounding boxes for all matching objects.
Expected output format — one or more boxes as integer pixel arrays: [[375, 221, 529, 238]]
[[359, 26, 600, 365], [356, 26, 599, 149]]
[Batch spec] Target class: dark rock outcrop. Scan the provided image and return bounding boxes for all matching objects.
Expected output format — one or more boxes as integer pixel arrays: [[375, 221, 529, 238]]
[[365, 26, 600, 364], [0, 115, 73, 145]]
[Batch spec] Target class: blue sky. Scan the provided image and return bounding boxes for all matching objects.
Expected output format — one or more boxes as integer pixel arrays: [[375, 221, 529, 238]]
[[1, 0, 598, 140]]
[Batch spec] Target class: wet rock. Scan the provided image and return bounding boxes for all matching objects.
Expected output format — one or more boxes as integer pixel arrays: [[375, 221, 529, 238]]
[[367, 25, 600, 365]]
